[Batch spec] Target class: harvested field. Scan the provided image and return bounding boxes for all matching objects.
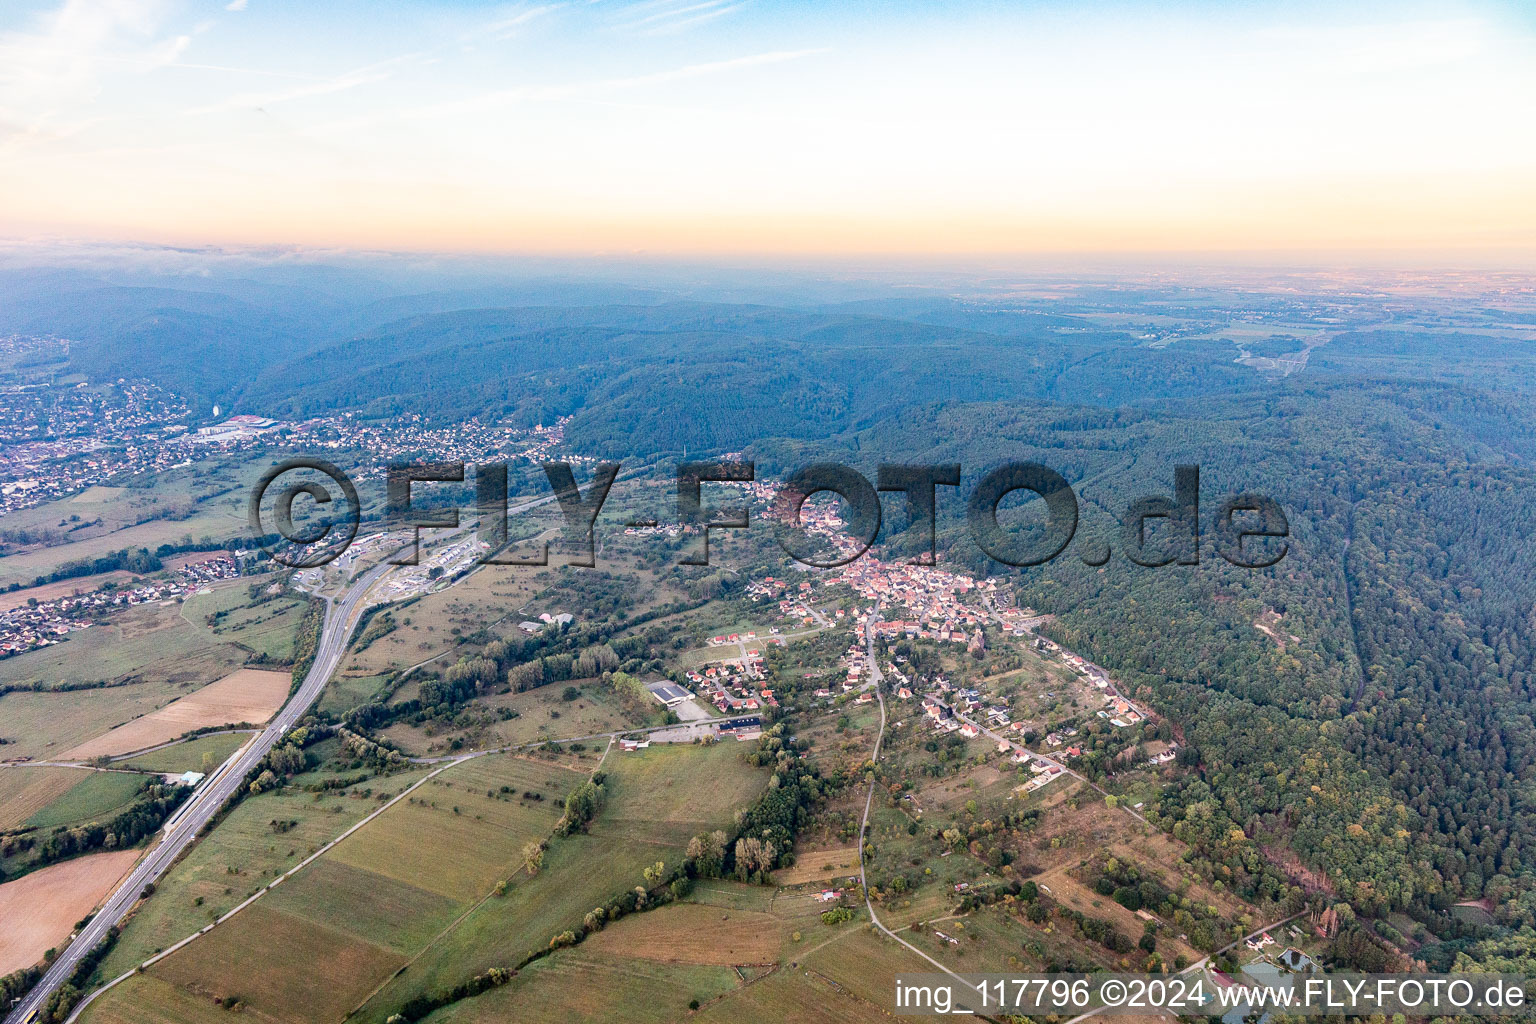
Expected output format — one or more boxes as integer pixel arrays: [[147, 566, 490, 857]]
[[582, 902, 781, 965], [775, 845, 861, 886], [63, 669, 290, 760], [0, 849, 140, 974]]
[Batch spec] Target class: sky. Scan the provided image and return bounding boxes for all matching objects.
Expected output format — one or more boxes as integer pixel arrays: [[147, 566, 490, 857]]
[[0, 0, 1533, 257]]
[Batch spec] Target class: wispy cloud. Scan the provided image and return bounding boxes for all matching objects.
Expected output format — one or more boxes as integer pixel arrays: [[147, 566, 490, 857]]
[[183, 68, 390, 115], [182, 43, 441, 116], [225, 0, 248, 11], [407, 46, 829, 120], [614, 0, 748, 35], [483, 4, 562, 41], [0, 0, 169, 104], [0, 0, 193, 146]]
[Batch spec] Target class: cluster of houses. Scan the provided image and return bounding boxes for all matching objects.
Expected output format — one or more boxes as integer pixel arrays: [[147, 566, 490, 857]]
[[747, 576, 834, 627], [685, 661, 777, 713], [1033, 635, 1153, 730], [0, 555, 242, 660], [901, 682, 1071, 792], [832, 557, 995, 643]]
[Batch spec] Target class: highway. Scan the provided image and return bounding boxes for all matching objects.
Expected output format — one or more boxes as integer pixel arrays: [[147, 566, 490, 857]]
[[7, 464, 665, 1024], [4, 561, 391, 1024]]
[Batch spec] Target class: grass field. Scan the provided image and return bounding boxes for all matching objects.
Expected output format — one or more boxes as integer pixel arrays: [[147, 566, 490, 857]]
[[0, 462, 257, 590], [693, 963, 898, 1024], [340, 569, 548, 678], [63, 669, 290, 760], [0, 600, 246, 692], [70, 972, 233, 1024], [0, 766, 92, 829], [95, 766, 433, 980], [380, 682, 653, 757], [181, 583, 307, 662], [325, 757, 570, 901], [0, 848, 140, 975], [317, 671, 389, 717], [792, 925, 952, 1021], [582, 901, 782, 965], [423, 949, 740, 1024], [594, 741, 767, 845], [151, 901, 407, 1024], [116, 732, 250, 774], [0, 505, 248, 590], [25, 770, 146, 829]]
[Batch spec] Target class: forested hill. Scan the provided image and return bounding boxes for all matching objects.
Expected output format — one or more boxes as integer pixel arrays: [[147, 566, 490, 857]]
[[807, 376, 1536, 933], [226, 289, 1536, 936], [233, 300, 1279, 452], [9, 262, 1536, 949]]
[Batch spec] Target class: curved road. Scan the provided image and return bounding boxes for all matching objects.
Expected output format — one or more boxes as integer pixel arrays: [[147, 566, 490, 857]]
[[5, 561, 391, 1024], [854, 605, 978, 992], [10, 465, 650, 1024]]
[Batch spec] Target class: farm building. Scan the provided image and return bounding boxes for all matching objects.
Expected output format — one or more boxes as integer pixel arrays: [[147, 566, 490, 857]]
[[645, 681, 693, 706]]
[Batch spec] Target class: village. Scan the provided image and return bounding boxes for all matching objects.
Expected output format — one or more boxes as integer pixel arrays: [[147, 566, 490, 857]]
[[0, 553, 241, 659]]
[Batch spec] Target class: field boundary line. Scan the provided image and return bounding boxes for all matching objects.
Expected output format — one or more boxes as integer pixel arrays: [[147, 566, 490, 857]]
[[345, 729, 620, 1020], [63, 758, 470, 1024]]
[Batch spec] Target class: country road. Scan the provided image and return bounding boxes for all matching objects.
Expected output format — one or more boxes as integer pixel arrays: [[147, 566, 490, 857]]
[[855, 605, 980, 995], [4, 560, 392, 1024]]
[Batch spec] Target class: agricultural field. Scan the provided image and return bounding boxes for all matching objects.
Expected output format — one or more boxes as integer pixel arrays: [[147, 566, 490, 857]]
[[0, 599, 245, 692], [0, 765, 93, 829], [0, 680, 206, 762], [22, 770, 146, 829], [0, 848, 140, 975], [63, 668, 290, 760], [95, 762, 434, 980], [348, 744, 770, 1024], [115, 732, 250, 775], [86, 754, 580, 1024]]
